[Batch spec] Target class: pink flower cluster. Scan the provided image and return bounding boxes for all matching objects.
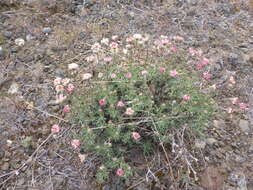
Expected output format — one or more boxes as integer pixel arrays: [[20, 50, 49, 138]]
[[53, 77, 75, 103], [196, 58, 210, 70], [132, 132, 141, 140], [71, 139, 81, 148], [51, 124, 60, 133], [189, 48, 203, 56], [116, 168, 124, 176], [229, 97, 249, 112]]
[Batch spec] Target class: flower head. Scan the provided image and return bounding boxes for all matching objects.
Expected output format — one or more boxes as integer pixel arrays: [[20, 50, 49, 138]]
[[201, 58, 210, 66], [110, 42, 119, 49], [132, 132, 141, 140], [170, 69, 178, 77], [141, 70, 148, 75], [125, 72, 132, 79], [104, 57, 112, 62], [227, 107, 233, 113], [98, 72, 103, 78], [63, 105, 71, 113], [86, 55, 95, 62], [55, 85, 64, 92], [110, 73, 117, 79], [183, 95, 191, 101], [133, 33, 142, 40], [56, 94, 67, 103], [112, 35, 118, 41], [230, 97, 239, 105], [125, 108, 134, 115], [62, 78, 70, 86], [170, 46, 177, 52], [159, 67, 166, 73], [91, 42, 101, 52], [173, 35, 184, 41], [54, 77, 62, 86], [203, 72, 212, 80], [71, 139, 81, 148], [116, 169, 124, 177], [99, 99, 106, 106], [189, 48, 199, 56], [51, 124, 60, 133], [229, 76, 236, 84], [67, 83, 75, 93], [101, 38, 109, 45], [82, 73, 93, 80], [126, 37, 134, 42], [239, 103, 249, 111], [117, 101, 125, 107], [68, 63, 79, 70]]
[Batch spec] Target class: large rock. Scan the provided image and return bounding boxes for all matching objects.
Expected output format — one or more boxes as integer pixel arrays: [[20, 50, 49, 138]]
[[239, 119, 250, 133]]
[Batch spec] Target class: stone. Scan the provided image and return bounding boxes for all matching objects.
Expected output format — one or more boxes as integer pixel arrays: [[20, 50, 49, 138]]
[[43, 27, 52, 33], [15, 38, 25, 46], [1, 162, 10, 171], [26, 34, 35, 41], [8, 82, 19, 94], [200, 166, 224, 190], [206, 138, 217, 145], [213, 120, 226, 128], [3, 31, 12, 39], [195, 139, 206, 149], [234, 155, 246, 163], [239, 119, 250, 133], [0, 148, 5, 159], [11, 47, 18, 53], [0, 46, 3, 57]]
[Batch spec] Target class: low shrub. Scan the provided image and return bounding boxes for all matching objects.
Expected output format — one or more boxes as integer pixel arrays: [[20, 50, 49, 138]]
[[71, 34, 216, 183]]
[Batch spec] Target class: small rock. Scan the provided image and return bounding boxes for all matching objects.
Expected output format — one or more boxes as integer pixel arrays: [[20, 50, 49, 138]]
[[43, 27, 52, 33], [79, 31, 86, 38], [234, 155, 246, 163], [195, 139, 206, 149], [239, 119, 250, 133], [0, 46, 3, 57], [103, 184, 111, 190], [213, 120, 226, 128], [1, 162, 10, 171], [0, 148, 5, 159], [200, 166, 224, 190], [11, 47, 18, 53], [8, 82, 19, 94], [15, 38, 25, 46], [17, 177, 25, 186], [3, 31, 12, 39], [26, 34, 35, 41], [136, 184, 149, 190], [206, 138, 217, 145]]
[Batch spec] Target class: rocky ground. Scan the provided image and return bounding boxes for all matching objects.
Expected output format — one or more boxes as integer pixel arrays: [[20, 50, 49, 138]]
[[0, 0, 253, 189]]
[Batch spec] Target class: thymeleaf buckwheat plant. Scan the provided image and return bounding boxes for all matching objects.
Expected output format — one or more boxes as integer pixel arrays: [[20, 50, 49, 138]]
[[71, 34, 216, 183]]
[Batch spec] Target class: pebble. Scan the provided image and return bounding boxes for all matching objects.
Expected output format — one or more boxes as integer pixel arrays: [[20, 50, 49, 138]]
[[11, 47, 18, 53], [0, 148, 5, 159], [8, 82, 19, 94], [239, 119, 250, 133], [195, 139, 206, 149], [15, 38, 25, 46], [206, 138, 217, 145], [0, 46, 3, 57], [3, 31, 12, 39], [26, 34, 35, 41], [213, 120, 226, 128], [1, 162, 10, 171], [43, 27, 52, 34]]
